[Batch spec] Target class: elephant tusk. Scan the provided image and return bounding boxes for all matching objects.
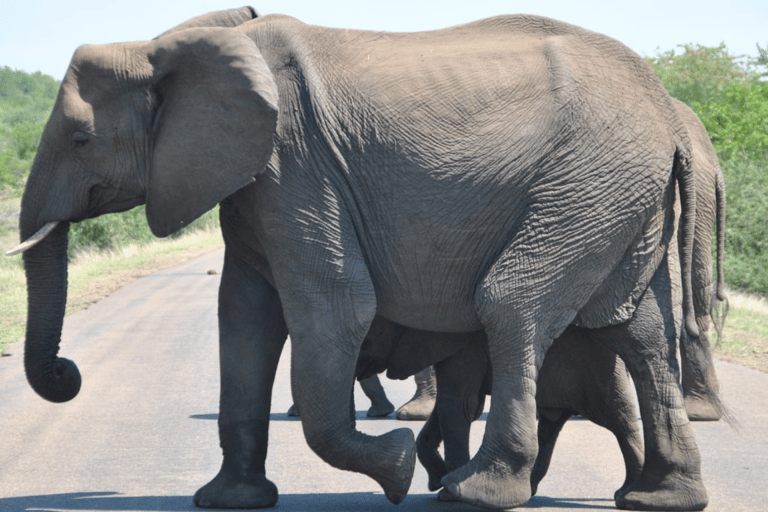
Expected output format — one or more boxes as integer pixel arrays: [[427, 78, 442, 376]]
[[5, 221, 60, 256]]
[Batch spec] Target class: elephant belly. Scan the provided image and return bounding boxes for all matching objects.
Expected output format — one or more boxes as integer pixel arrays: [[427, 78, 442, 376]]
[[370, 255, 487, 334]]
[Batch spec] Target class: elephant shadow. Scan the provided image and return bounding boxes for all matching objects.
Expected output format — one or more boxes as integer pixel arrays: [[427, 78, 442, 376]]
[[0, 491, 615, 510], [190, 412, 416, 421]]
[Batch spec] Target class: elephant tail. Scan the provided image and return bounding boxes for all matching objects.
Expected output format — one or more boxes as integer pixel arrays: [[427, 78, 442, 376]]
[[711, 171, 729, 344], [675, 148, 700, 339]]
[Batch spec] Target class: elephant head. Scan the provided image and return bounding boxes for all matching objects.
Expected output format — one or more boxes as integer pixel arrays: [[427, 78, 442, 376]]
[[13, 27, 278, 402]]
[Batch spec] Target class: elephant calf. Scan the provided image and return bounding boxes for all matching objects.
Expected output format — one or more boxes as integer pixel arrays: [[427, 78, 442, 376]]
[[356, 318, 643, 499]]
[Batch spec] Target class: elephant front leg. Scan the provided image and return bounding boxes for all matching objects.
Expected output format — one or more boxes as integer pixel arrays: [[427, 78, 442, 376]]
[[194, 252, 287, 509], [289, 318, 417, 504]]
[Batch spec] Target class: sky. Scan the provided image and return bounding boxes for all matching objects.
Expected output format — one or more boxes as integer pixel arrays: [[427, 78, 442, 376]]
[[1, 0, 767, 80]]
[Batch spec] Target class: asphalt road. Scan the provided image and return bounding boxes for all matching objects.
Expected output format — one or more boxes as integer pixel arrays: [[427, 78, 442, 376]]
[[1, 249, 766, 512]]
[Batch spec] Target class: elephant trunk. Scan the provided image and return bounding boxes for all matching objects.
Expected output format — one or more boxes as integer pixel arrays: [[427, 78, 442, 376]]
[[20, 217, 81, 403]]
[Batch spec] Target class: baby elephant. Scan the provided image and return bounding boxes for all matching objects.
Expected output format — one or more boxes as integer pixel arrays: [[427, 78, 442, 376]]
[[357, 319, 643, 500]]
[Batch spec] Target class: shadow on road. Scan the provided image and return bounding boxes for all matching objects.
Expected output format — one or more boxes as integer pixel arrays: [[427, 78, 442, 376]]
[[188, 412, 438, 421], [0, 491, 617, 511]]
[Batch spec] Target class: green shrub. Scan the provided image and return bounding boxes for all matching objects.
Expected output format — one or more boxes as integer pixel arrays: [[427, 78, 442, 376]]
[[692, 82, 768, 161], [68, 205, 220, 259], [644, 43, 761, 106], [719, 157, 768, 294]]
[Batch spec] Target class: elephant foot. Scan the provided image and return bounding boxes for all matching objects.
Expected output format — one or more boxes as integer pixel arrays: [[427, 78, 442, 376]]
[[396, 367, 436, 421], [614, 479, 637, 502], [366, 428, 417, 504], [193, 468, 278, 509], [615, 471, 708, 511], [441, 454, 532, 510], [287, 404, 299, 417], [425, 464, 447, 492], [396, 396, 434, 420], [367, 398, 395, 417], [684, 395, 722, 422]]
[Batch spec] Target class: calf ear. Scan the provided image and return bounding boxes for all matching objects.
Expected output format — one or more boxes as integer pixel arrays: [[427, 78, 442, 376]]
[[154, 6, 259, 39], [144, 27, 277, 237]]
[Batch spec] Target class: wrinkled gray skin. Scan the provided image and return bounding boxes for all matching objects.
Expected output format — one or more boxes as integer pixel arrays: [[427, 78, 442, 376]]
[[17, 8, 710, 510], [383, 99, 729, 503], [371, 99, 728, 504]]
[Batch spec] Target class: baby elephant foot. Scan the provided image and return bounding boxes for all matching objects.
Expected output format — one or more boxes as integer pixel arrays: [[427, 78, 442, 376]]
[[367, 399, 395, 417], [441, 453, 532, 510], [193, 468, 277, 509]]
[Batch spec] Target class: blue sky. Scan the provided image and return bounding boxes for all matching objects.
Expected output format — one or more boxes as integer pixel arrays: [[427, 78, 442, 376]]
[[1, 0, 767, 79]]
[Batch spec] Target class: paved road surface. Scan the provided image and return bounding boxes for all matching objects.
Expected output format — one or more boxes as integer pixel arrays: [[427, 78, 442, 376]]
[[1, 249, 766, 511]]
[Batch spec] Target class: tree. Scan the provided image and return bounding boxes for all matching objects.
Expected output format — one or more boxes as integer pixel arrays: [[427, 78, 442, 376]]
[[645, 43, 760, 106]]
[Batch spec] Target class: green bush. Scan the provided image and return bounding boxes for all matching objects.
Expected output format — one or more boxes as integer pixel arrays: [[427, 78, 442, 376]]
[[68, 205, 220, 259], [1, 67, 59, 194], [719, 157, 768, 294], [692, 82, 768, 161], [644, 43, 762, 105]]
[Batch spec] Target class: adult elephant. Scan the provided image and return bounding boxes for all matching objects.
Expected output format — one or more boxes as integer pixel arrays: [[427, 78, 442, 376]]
[[10, 11, 707, 511]]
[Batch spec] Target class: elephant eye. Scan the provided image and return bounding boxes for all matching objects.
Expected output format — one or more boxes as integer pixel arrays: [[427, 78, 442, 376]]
[[71, 131, 90, 148]]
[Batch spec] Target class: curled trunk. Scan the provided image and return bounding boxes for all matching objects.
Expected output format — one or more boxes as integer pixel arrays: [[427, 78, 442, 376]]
[[21, 220, 81, 403]]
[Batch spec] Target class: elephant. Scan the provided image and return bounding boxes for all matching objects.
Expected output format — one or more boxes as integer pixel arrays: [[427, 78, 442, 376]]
[[10, 10, 711, 511]]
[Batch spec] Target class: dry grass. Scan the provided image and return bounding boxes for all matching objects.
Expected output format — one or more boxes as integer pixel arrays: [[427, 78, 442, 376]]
[[0, 224, 223, 354], [715, 288, 768, 373]]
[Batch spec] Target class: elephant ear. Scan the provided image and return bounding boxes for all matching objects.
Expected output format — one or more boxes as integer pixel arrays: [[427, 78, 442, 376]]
[[145, 27, 278, 237]]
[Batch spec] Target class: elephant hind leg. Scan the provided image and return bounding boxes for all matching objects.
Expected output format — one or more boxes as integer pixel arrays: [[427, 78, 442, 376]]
[[608, 259, 708, 511]]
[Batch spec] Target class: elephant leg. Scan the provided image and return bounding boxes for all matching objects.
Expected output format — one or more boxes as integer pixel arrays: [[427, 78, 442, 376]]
[[581, 361, 644, 499], [681, 326, 724, 421], [531, 407, 573, 496], [286, 277, 415, 505], [608, 259, 708, 511], [416, 408, 448, 492], [396, 366, 437, 420], [360, 375, 395, 417], [442, 231, 613, 509], [429, 344, 487, 501], [194, 250, 288, 510]]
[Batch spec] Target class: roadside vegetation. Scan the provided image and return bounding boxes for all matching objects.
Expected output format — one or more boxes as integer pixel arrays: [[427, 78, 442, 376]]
[[2, 42, 768, 367]]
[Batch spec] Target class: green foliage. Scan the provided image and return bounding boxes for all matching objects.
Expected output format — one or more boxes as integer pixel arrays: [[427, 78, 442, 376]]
[[693, 82, 768, 161], [68, 205, 221, 259], [0, 67, 59, 194], [719, 157, 768, 294], [644, 43, 760, 106]]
